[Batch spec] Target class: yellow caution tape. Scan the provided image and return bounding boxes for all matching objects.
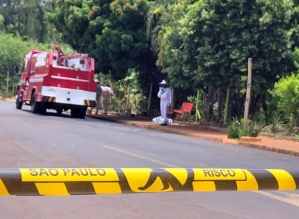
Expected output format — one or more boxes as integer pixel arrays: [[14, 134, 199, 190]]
[[84, 100, 96, 107], [0, 168, 297, 196]]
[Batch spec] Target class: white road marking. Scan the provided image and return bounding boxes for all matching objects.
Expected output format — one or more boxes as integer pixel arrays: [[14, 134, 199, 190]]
[[103, 145, 299, 207], [103, 145, 177, 167], [253, 191, 299, 207]]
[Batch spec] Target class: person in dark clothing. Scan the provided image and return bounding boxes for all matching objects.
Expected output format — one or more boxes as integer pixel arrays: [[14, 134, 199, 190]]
[[87, 79, 102, 114], [95, 80, 102, 114]]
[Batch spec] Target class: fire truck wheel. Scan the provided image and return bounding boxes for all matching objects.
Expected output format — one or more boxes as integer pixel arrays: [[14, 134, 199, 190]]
[[56, 108, 63, 116], [71, 107, 86, 119], [71, 108, 78, 118], [15, 94, 23, 110], [31, 92, 41, 114], [40, 103, 47, 115], [77, 107, 87, 119]]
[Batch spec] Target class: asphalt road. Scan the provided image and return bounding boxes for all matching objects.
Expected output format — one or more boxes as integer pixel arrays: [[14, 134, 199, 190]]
[[0, 100, 299, 219]]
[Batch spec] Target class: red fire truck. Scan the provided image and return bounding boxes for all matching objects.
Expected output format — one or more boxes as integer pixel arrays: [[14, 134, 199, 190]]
[[15, 45, 97, 119]]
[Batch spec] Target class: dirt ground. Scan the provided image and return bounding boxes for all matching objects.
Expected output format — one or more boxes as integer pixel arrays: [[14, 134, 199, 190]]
[[1, 96, 14, 102]]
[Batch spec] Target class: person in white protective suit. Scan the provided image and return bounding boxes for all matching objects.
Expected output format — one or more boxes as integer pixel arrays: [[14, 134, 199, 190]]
[[157, 80, 172, 126]]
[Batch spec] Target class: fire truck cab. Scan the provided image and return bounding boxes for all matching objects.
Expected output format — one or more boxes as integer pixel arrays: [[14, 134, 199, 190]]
[[15, 45, 97, 119]]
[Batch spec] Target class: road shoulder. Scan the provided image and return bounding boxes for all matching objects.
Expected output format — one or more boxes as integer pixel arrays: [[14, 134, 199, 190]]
[[87, 113, 299, 157]]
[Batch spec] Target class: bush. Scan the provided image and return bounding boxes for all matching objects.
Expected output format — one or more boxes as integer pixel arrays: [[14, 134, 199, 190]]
[[270, 73, 299, 125], [95, 70, 147, 114], [285, 114, 296, 135], [248, 124, 262, 137], [227, 118, 241, 139], [227, 118, 262, 139], [270, 115, 282, 134], [0, 91, 15, 99], [239, 125, 251, 137], [252, 108, 266, 127], [180, 113, 194, 123]]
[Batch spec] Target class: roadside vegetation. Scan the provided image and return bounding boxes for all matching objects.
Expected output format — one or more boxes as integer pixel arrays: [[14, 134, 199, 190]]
[[1, 0, 299, 139]]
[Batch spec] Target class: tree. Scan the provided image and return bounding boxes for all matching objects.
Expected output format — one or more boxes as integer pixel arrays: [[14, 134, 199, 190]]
[[0, 14, 4, 30], [271, 73, 299, 125], [48, 0, 152, 79], [145, 0, 177, 55], [0, 0, 49, 42], [0, 32, 48, 94], [48, 0, 168, 110], [159, 0, 296, 121]]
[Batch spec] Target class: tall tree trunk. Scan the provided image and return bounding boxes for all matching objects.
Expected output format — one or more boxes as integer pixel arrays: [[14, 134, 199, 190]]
[[203, 91, 208, 120], [251, 93, 262, 120], [217, 88, 223, 123], [25, 13, 28, 29], [224, 88, 230, 126], [195, 90, 201, 123], [237, 92, 242, 118], [208, 88, 214, 121], [147, 82, 153, 111]]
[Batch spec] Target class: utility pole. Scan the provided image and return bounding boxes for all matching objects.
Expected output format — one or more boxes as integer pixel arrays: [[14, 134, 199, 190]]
[[195, 90, 201, 123], [147, 82, 153, 111], [243, 58, 252, 127]]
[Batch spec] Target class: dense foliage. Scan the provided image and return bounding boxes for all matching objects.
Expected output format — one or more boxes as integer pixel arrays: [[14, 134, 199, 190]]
[[158, 0, 297, 119], [1, 0, 299, 135], [0, 32, 49, 94], [271, 73, 299, 125]]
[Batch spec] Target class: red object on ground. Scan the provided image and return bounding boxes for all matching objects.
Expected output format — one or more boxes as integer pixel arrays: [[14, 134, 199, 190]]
[[173, 102, 194, 115]]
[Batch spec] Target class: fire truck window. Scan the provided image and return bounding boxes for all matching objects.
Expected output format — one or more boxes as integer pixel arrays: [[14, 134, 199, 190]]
[[23, 60, 29, 72]]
